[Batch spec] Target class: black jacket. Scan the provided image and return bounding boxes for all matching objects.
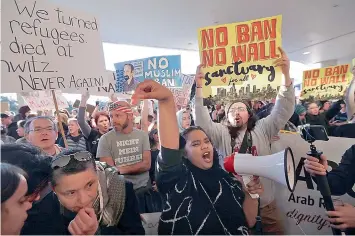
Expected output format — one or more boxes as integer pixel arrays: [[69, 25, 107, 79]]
[[326, 145, 355, 235], [305, 100, 342, 134], [21, 182, 145, 235], [7, 121, 20, 140]]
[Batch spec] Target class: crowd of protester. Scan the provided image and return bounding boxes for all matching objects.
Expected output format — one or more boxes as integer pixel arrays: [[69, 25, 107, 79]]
[[1, 49, 355, 235]]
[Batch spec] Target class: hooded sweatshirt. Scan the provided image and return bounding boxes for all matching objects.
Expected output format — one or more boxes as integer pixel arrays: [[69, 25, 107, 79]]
[[194, 85, 295, 207]]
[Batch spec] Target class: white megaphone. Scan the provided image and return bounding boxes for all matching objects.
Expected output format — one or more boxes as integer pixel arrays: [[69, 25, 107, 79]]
[[224, 147, 296, 192]]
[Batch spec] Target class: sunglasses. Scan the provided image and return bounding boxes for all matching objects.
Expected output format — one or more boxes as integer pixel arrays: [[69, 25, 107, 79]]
[[108, 103, 125, 111], [51, 151, 93, 169]]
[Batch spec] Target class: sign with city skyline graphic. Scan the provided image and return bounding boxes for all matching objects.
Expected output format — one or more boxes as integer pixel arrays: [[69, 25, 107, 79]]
[[197, 15, 283, 100], [300, 64, 352, 100]]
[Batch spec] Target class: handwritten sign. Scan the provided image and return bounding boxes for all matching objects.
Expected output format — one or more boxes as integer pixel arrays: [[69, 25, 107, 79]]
[[114, 55, 181, 93], [300, 64, 352, 100], [197, 15, 282, 98], [1, 0, 107, 93], [169, 74, 195, 107], [22, 90, 68, 111]]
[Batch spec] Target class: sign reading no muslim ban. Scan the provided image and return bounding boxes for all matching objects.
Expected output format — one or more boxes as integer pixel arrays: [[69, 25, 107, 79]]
[[1, 0, 107, 93], [114, 55, 181, 94], [197, 15, 282, 99]]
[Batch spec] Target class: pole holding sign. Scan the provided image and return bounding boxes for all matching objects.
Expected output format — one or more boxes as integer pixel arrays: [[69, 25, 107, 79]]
[[51, 90, 68, 148]]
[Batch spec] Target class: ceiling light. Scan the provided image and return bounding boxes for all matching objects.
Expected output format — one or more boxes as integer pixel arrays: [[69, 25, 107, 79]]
[[303, 51, 311, 55]]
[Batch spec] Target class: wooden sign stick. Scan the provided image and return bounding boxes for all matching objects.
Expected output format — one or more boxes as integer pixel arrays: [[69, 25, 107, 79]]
[[51, 90, 68, 148]]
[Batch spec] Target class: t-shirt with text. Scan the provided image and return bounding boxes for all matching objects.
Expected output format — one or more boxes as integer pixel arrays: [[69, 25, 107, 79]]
[[96, 129, 150, 190]]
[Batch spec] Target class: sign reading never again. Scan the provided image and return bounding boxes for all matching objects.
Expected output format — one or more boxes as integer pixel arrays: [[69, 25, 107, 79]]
[[1, 0, 107, 93], [300, 64, 352, 100], [197, 15, 282, 98]]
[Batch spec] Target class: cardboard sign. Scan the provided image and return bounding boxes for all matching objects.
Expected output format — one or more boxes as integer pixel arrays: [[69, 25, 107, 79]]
[[169, 74, 195, 108], [1, 0, 107, 93], [197, 15, 282, 98], [114, 55, 181, 93], [301, 64, 352, 100], [22, 90, 68, 111], [274, 133, 355, 235]]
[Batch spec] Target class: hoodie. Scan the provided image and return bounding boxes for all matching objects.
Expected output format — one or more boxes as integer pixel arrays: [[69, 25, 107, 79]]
[[194, 85, 295, 207]]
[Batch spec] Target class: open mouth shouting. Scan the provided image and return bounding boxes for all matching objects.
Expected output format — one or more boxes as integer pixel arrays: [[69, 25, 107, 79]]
[[202, 151, 212, 163]]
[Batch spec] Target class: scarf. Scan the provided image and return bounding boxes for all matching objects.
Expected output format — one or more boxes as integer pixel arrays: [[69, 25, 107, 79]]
[[159, 149, 249, 235], [60, 162, 126, 228]]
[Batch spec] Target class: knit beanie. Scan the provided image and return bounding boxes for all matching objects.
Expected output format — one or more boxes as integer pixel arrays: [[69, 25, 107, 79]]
[[294, 104, 306, 115]]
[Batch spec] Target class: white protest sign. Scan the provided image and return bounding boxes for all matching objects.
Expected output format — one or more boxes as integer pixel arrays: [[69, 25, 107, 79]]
[[87, 70, 131, 99], [1, 0, 107, 93], [170, 74, 195, 108], [141, 212, 161, 235], [274, 133, 355, 235], [22, 90, 68, 111]]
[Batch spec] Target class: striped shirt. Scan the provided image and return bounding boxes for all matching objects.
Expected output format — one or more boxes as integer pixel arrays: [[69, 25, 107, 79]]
[[60, 134, 87, 150]]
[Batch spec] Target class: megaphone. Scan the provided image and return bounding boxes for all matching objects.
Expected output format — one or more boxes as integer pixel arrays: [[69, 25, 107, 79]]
[[224, 147, 296, 192]]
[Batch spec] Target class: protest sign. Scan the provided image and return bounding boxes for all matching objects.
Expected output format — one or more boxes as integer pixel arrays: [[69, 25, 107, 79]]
[[87, 70, 133, 99], [274, 133, 355, 235], [300, 64, 352, 100], [22, 90, 68, 111], [114, 55, 181, 93], [169, 74, 195, 108], [197, 15, 282, 99], [1, 0, 107, 93]]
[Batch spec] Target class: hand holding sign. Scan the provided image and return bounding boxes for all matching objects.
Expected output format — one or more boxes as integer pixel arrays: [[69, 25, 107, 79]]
[[273, 47, 290, 77], [195, 65, 204, 87]]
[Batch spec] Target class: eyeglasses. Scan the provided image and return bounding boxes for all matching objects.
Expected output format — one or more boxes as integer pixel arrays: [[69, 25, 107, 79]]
[[30, 127, 55, 133], [51, 151, 93, 169], [228, 107, 248, 114]]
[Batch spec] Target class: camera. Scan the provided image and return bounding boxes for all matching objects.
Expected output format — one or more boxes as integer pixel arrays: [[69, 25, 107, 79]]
[[298, 124, 329, 143]]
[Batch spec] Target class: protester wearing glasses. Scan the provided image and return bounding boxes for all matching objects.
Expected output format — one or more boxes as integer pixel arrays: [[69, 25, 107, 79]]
[[10, 147, 144, 235], [25, 116, 62, 156], [51, 149, 144, 234], [1, 163, 34, 235]]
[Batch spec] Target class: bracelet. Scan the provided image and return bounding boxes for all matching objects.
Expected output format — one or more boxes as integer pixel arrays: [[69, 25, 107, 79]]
[[196, 86, 203, 88]]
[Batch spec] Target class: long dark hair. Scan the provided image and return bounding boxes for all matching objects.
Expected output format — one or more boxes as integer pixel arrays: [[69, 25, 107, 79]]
[[1, 144, 52, 197], [223, 101, 258, 140], [1, 163, 27, 203]]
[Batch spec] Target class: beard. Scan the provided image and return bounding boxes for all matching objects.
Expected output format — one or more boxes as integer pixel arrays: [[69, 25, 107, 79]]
[[115, 118, 129, 131]]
